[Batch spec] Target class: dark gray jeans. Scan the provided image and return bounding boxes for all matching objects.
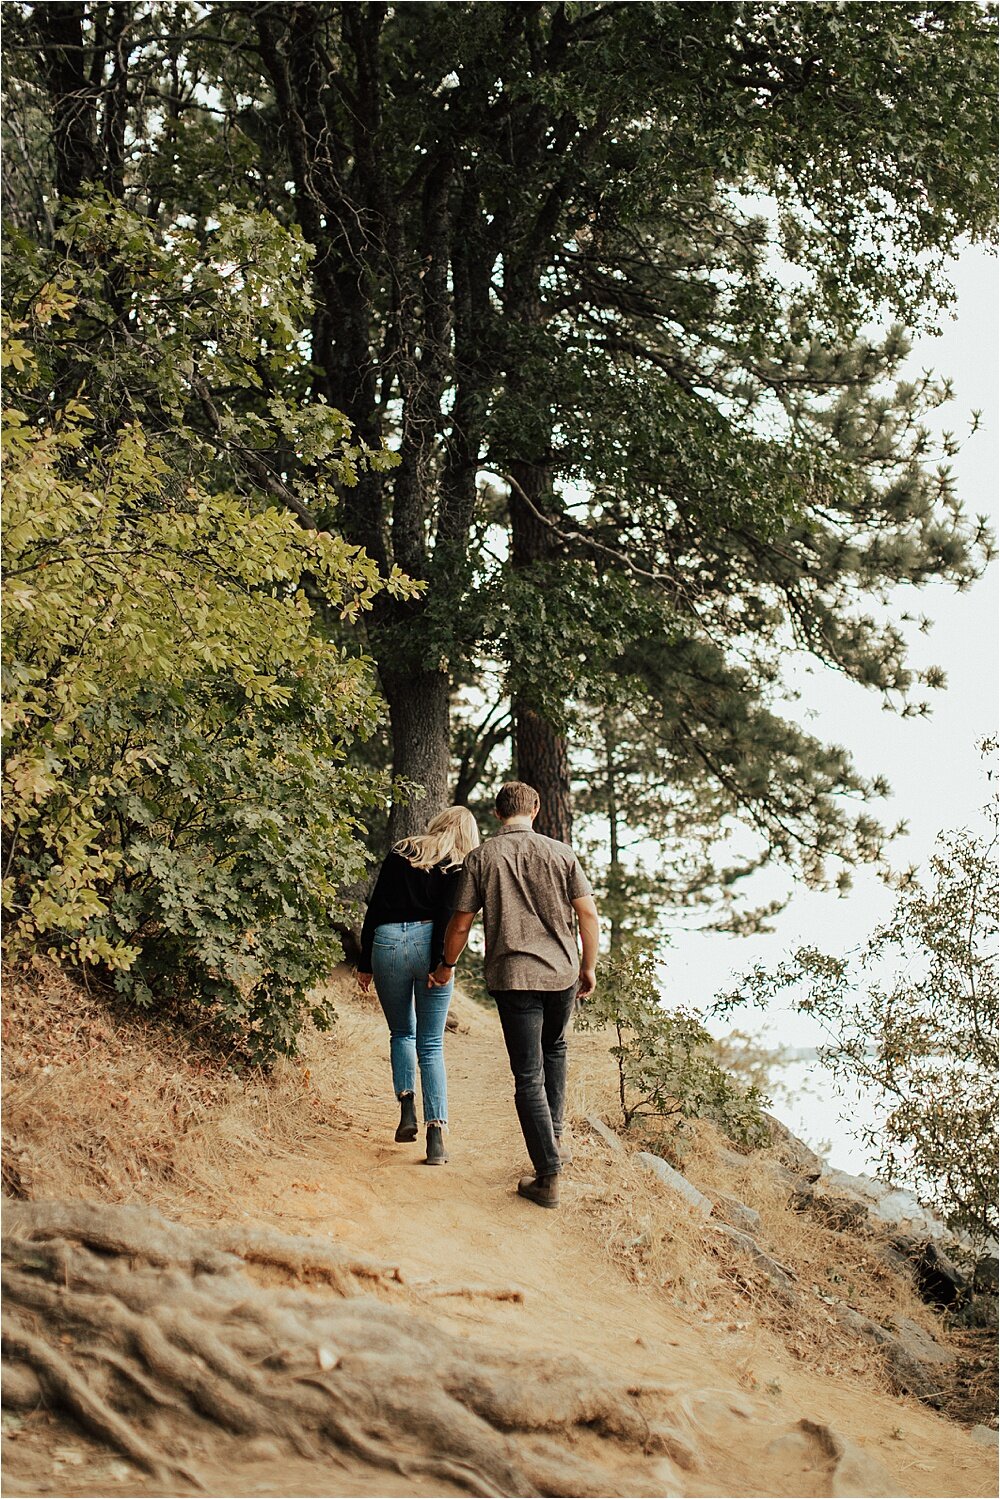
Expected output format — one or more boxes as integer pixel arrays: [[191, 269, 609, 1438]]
[[491, 983, 577, 1178]]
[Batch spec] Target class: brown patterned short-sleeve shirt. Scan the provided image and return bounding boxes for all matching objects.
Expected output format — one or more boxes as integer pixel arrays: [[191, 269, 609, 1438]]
[[453, 827, 592, 992]]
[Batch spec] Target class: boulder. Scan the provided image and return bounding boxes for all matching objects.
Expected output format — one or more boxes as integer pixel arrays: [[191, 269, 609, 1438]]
[[818, 1169, 950, 1241], [760, 1157, 805, 1198], [584, 1113, 627, 1155], [888, 1234, 968, 1308], [710, 1190, 762, 1236], [971, 1424, 999, 1447], [766, 1419, 900, 1498], [636, 1153, 713, 1219], [714, 1143, 755, 1171], [962, 1255, 1000, 1330], [793, 1184, 870, 1232], [761, 1113, 823, 1181], [956, 1292, 999, 1331], [973, 1254, 999, 1296], [835, 1305, 955, 1407]]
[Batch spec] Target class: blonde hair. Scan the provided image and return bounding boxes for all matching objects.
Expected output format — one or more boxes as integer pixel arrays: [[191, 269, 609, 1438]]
[[394, 806, 480, 872]]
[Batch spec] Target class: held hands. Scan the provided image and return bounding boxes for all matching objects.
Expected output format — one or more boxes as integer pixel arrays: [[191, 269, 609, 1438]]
[[356, 971, 373, 992], [427, 964, 453, 989], [576, 967, 597, 1000]]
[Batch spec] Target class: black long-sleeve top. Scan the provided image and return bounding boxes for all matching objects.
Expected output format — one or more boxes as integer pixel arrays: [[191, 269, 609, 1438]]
[[358, 850, 462, 973]]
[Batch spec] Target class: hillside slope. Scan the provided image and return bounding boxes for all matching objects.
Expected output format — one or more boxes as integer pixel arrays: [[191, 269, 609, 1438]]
[[2, 963, 997, 1498]]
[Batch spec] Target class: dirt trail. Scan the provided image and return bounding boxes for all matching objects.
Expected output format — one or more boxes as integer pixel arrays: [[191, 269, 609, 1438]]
[[228, 976, 995, 1499], [4, 969, 996, 1499]]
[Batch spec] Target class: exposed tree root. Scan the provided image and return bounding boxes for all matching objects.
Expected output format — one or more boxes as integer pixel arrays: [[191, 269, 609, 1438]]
[[2, 1201, 680, 1497], [412, 1280, 526, 1302], [5, 1199, 401, 1293]]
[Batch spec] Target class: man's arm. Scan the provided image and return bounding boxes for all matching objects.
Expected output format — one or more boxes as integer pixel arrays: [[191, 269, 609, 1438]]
[[428, 910, 476, 988], [572, 894, 600, 999]]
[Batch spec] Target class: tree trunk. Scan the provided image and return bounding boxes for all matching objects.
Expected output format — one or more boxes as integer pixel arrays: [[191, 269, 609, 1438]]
[[509, 458, 574, 844], [515, 706, 573, 844], [33, 3, 99, 205], [604, 712, 624, 955], [256, 6, 456, 841], [381, 667, 451, 842]]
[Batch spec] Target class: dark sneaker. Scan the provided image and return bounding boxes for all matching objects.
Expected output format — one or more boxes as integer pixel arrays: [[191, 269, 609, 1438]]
[[517, 1173, 560, 1209], [395, 1093, 418, 1143], [424, 1123, 448, 1164]]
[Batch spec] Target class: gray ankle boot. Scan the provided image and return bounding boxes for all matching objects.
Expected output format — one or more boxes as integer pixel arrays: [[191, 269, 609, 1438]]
[[395, 1092, 418, 1142], [424, 1124, 448, 1165]]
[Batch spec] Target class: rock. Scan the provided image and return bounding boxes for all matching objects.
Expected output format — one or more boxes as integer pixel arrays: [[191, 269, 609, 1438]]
[[827, 1438, 900, 1499], [973, 1254, 999, 1296], [766, 1419, 900, 1498], [873, 1189, 950, 1238], [584, 1113, 627, 1154], [761, 1113, 823, 1181], [818, 1169, 950, 1241], [793, 1184, 870, 1232], [890, 1315, 955, 1368], [954, 1290, 999, 1331], [889, 1234, 968, 1308], [711, 1223, 798, 1302], [834, 1305, 955, 1407], [760, 1157, 804, 1198], [636, 1153, 713, 1218], [971, 1424, 999, 1446], [714, 1143, 754, 1171], [710, 1190, 761, 1235]]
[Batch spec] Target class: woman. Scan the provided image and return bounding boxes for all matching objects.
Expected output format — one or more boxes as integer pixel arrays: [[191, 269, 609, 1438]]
[[357, 806, 479, 1164]]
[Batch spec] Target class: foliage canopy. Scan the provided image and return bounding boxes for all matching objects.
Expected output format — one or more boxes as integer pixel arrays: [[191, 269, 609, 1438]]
[[2, 200, 411, 1059], [1, 1, 997, 1049]]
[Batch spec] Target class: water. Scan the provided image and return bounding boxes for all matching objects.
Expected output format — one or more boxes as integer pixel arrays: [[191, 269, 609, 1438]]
[[765, 1055, 885, 1177]]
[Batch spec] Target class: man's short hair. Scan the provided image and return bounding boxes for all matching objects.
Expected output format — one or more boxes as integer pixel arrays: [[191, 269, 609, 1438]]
[[495, 781, 540, 819]]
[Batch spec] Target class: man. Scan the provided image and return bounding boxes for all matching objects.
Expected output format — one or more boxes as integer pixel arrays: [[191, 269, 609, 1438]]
[[429, 781, 600, 1209]]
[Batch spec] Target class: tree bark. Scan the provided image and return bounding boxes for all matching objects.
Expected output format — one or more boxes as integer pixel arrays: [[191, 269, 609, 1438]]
[[381, 667, 451, 841], [509, 458, 574, 845], [255, 5, 456, 836], [604, 711, 624, 955], [515, 706, 573, 844], [33, 3, 100, 204]]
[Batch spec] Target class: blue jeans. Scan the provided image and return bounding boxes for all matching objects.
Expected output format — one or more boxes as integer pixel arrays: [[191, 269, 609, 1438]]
[[372, 921, 453, 1125]]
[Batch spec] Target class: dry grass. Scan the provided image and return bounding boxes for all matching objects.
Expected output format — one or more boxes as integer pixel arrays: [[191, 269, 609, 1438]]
[[2, 958, 355, 1223], [564, 1020, 956, 1403]]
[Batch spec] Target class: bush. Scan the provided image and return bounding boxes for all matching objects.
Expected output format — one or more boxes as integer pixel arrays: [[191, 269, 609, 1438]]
[[717, 781, 999, 1252], [576, 944, 770, 1149], [2, 201, 414, 1061]]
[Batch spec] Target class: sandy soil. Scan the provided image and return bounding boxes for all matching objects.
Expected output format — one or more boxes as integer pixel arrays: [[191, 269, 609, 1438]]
[[4, 971, 997, 1498]]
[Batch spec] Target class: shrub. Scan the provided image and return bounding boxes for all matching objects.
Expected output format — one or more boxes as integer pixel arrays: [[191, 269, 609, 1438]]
[[576, 944, 770, 1149], [717, 779, 999, 1252], [2, 201, 414, 1061]]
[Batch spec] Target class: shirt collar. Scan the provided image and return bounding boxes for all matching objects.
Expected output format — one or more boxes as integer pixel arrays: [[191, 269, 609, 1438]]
[[500, 818, 534, 834]]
